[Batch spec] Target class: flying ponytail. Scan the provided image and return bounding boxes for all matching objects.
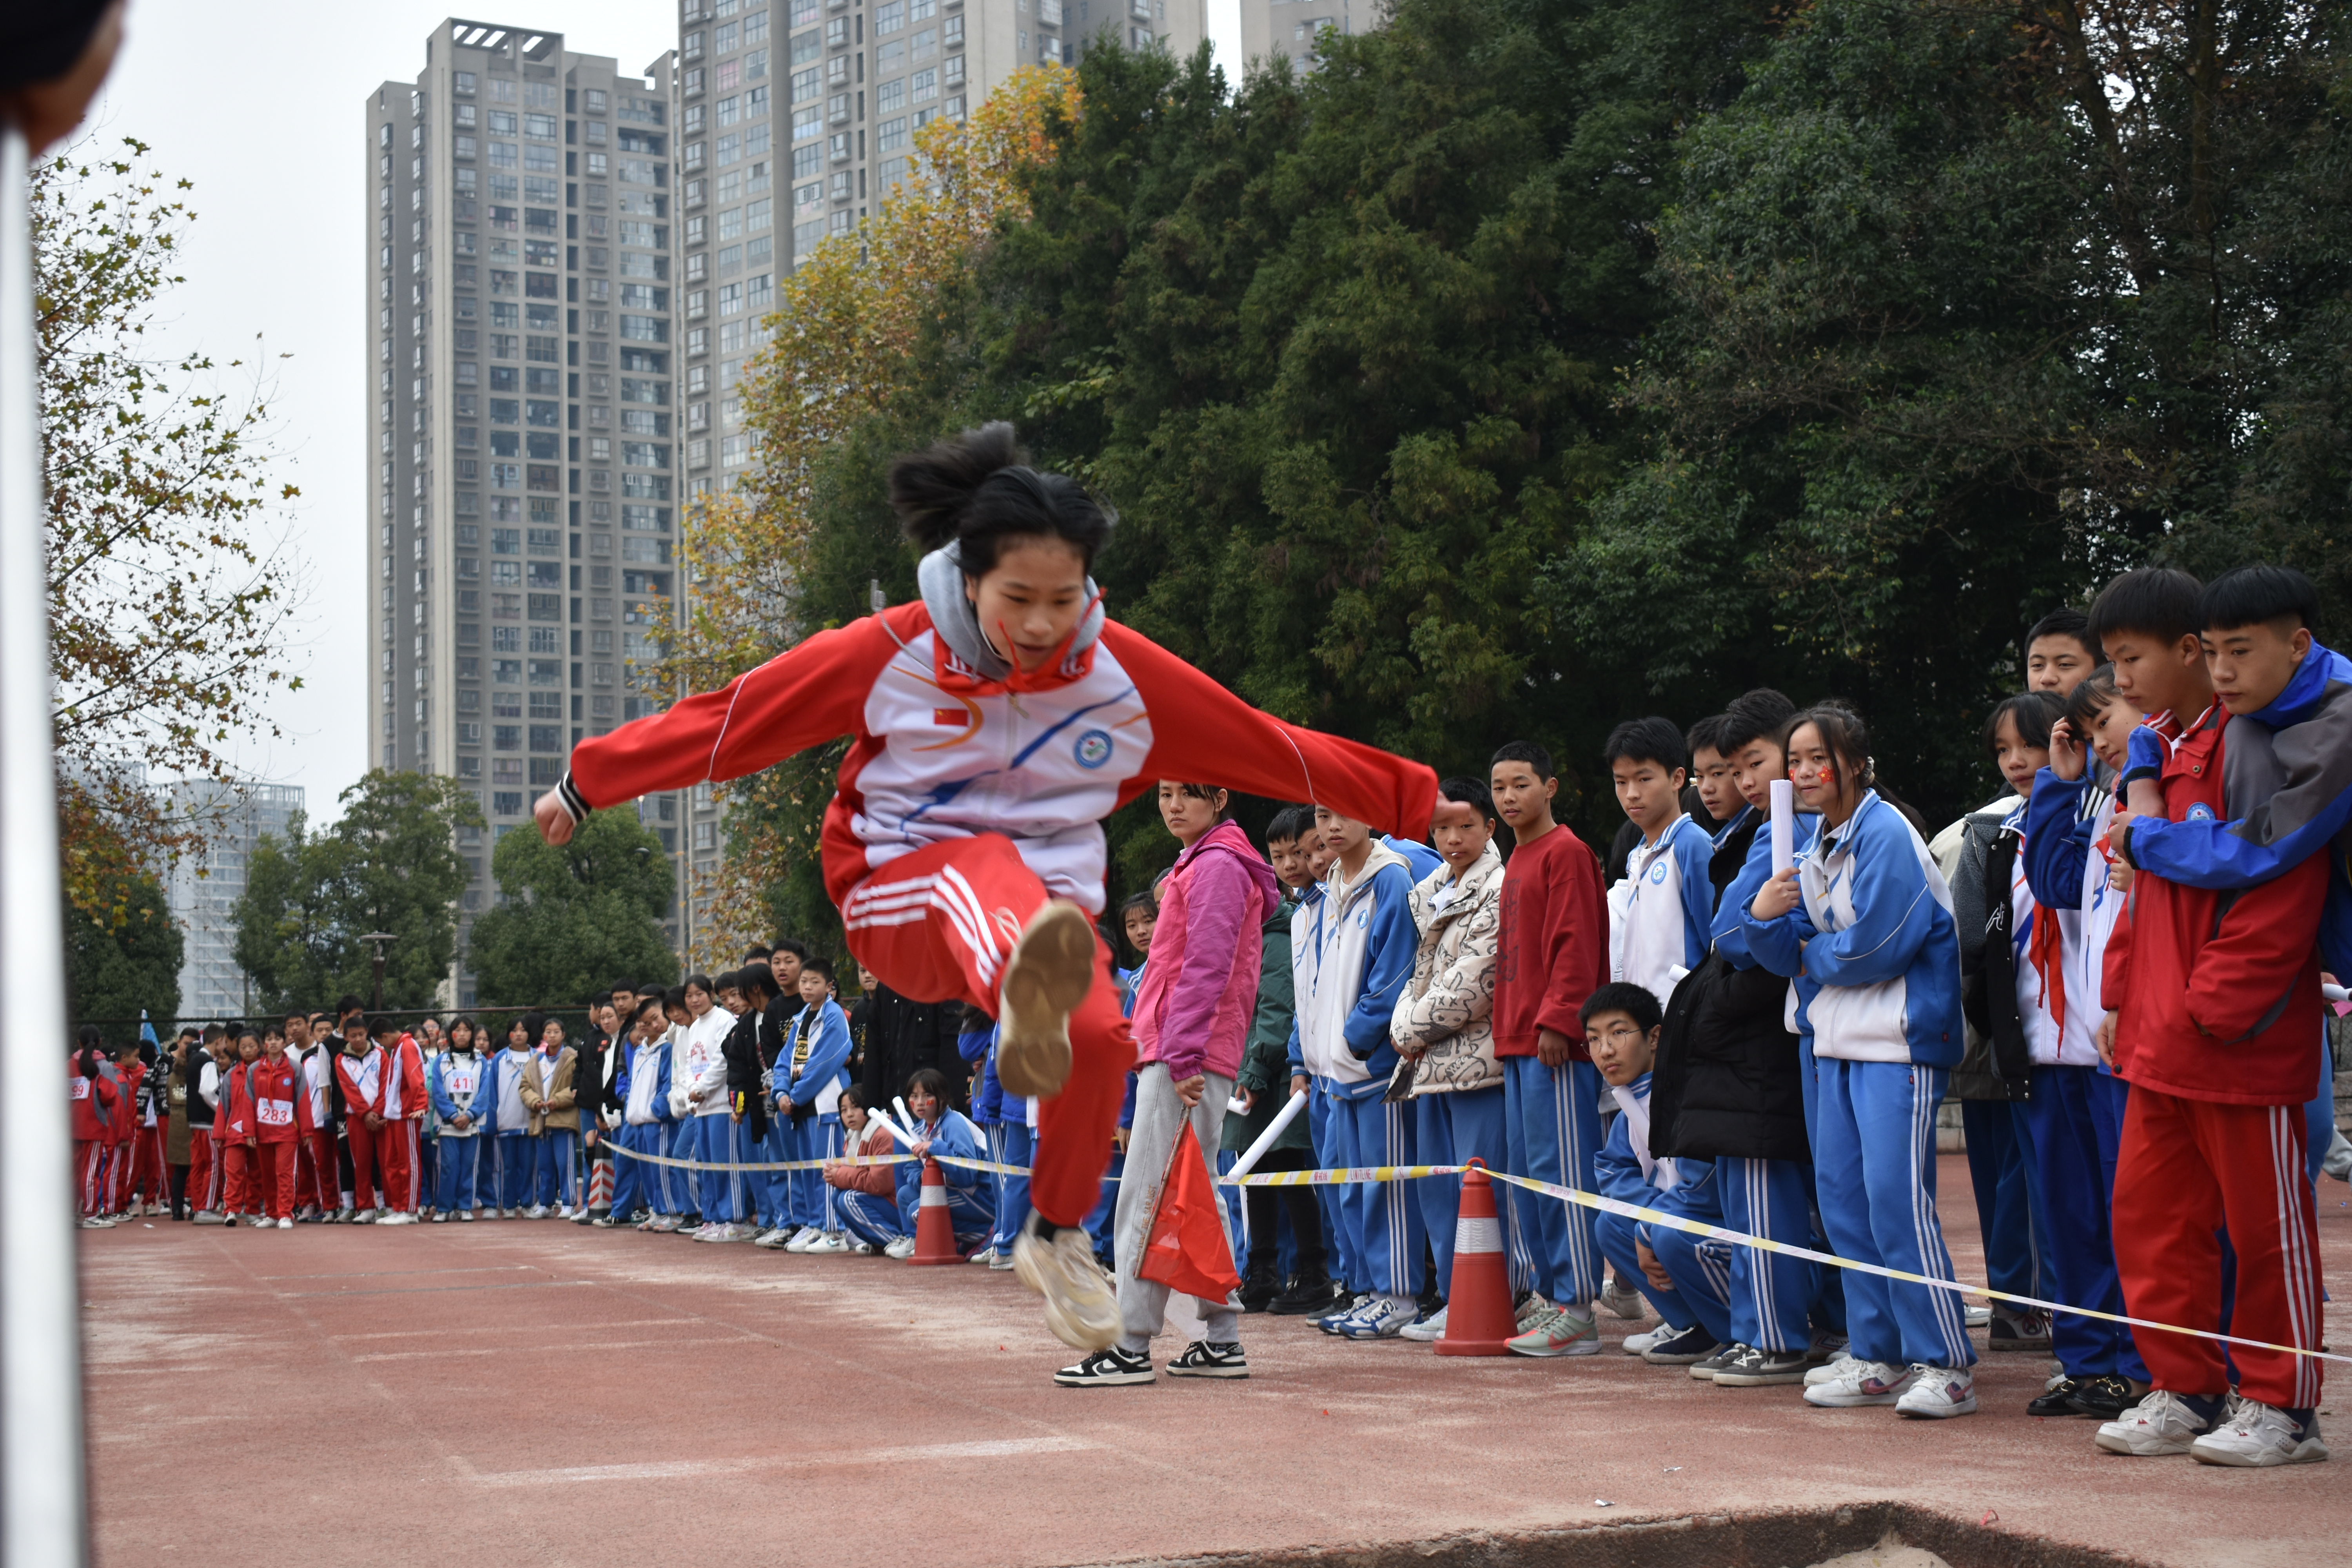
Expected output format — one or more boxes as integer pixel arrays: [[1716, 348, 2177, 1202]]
[[887, 421, 1116, 576]]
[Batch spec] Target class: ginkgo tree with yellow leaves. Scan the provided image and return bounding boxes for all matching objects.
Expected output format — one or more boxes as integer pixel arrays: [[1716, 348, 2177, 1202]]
[[654, 65, 1080, 955]]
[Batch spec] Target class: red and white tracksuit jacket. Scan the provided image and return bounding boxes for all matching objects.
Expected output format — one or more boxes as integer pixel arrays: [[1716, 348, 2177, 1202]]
[[554, 598, 1437, 1229], [70, 1058, 121, 1217], [336, 1047, 390, 1212], [376, 1034, 428, 1212], [249, 1056, 301, 1220]]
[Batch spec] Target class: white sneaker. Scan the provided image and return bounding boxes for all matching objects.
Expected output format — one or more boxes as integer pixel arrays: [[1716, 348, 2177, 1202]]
[[430, 1213, 448, 1224], [884, 1235, 918, 1260], [353, 1209, 377, 1224], [192, 1210, 225, 1225], [1012, 1219, 1120, 1352], [276, 1217, 293, 1230], [802, 1231, 850, 1255], [2190, 1398, 2328, 1467], [1336, 1296, 1419, 1339], [1895, 1364, 1977, 1418], [1805, 1350, 1866, 1387], [785, 1227, 822, 1253], [1599, 1279, 1646, 1320], [458, 1211, 475, 1223], [77, 1217, 114, 1230], [719, 1222, 759, 1242], [751, 1227, 789, 1249], [2097, 1389, 2220, 1457], [1400, 1305, 1450, 1342], [1622, 1329, 1661, 1357], [967, 1245, 1000, 1266], [525, 1205, 549, 1220], [1964, 1303, 1993, 1328], [851, 1240, 879, 1255], [1803, 1359, 1915, 1408]]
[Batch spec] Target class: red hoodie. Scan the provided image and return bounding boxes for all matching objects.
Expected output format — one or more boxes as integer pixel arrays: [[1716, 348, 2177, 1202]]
[[249, 1057, 301, 1143], [219, 1062, 258, 1142], [70, 1058, 119, 1142], [2104, 705, 2326, 1105]]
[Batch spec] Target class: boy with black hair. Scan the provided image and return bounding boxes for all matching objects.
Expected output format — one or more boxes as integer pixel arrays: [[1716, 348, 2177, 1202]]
[[1687, 716, 1740, 831], [777, 957, 854, 1253], [1488, 740, 1612, 1356], [722, 964, 786, 1240], [2027, 608, 2101, 697], [1240, 806, 1330, 1314], [1604, 717, 1717, 1012], [1278, 809, 1355, 1316]]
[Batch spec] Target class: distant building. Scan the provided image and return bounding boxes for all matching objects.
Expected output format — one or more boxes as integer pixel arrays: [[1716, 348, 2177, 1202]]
[[1236, 0, 1364, 73], [156, 782, 306, 1023]]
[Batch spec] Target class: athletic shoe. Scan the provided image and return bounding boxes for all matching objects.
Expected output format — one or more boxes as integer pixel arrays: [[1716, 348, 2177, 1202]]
[[590, 1215, 616, 1228], [276, 1217, 293, 1231], [430, 1213, 448, 1224], [1803, 1360, 1916, 1408], [988, 1247, 1016, 1270], [2066, 1373, 2137, 1419], [883, 1236, 918, 1260], [752, 1228, 791, 1249], [1895, 1364, 1978, 1418], [191, 1210, 225, 1225], [1400, 1305, 1450, 1343], [1713, 1343, 1813, 1386], [1269, 1276, 1345, 1316], [1336, 1296, 1419, 1339], [688, 1223, 720, 1241], [1508, 1303, 1601, 1357], [1687, 1343, 1743, 1381], [851, 1241, 878, 1255], [802, 1232, 850, 1255], [1316, 1293, 1375, 1334], [1012, 1216, 1120, 1351], [504, 1208, 523, 1220], [1639, 1323, 1719, 1366], [2029, 1376, 2091, 1418], [77, 1217, 114, 1230], [1988, 1307, 2053, 1352], [967, 1245, 999, 1266], [1806, 1330, 1848, 1366], [524, 1205, 549, 1220], [354, 1209, 378, 1224], [459, 1211, 475, 1223], [1622, 1330, 1660, 1357], [2096, 1390, 2221, 1456], [381, 1212, 416, 1226], [787, 1227, 824, 1254], [1598, 1279, 1646, 1320], [996, 902, 1096, 1098], [718, 1222, 759, 1242], [1964, 1303, 1993, 1328], [2190, 1398, 2330, 1467], [1165, 1340, 1250, 1379], [1053, 1346, 1154, 1387], [649, 1216, 682, 1233], [1806, 1351, 1866, 1387], [1514, 1294, 1554, 1334]]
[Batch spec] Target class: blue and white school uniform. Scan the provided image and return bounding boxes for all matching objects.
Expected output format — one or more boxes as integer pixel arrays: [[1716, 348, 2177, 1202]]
[[837, 1106, 995, 1245], [611, 1037, 673, 1220], [427, 1049, 488, 1212], [1710, 810, 1832, 1354], [1611, 812, 1717, 1013], [674, 1007, 742, 1223], [1742, 789, 1974, 1373], [484, 1046, 539, 1211], [1592, 1071, 1731, 1341], [778, 998, 852, 1232]]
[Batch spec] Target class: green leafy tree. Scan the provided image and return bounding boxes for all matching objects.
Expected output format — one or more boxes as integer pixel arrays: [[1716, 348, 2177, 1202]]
[[66, 870, 182, 1036], [468, 808, 680, 1009], [231, 771, 483, 1014]]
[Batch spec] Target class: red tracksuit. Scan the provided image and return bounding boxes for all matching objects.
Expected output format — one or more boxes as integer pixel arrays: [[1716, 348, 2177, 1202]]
[[555, 599, 1436, 1229], [293, 1046, 339, 1210], [250, 1056, 301, 1221], [2106, 704, 2329, 1409], [335, 1047, 389, 1212], [120, 1062, 165, 1209], [71, 1058, 120, 1218], [218, 1063, 259, 1219], [376, 1034, 427, 1214]]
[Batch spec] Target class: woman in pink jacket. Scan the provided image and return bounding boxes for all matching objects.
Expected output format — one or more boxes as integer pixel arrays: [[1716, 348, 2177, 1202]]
[[1054, 782, 1283, 1388]]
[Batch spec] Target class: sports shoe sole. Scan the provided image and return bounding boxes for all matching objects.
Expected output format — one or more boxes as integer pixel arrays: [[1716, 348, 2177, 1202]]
[[1713, 1363, 1810, 1386], [1166, 1362, 1249, 1379], [2095, 1429, 2197, 1456], [1053, 1368, 1155, 1387], [1804, 1390, 1905, 1408], [1897, 1395, 1979, 1418], [996, 904, 1096, 1098], [2188, 1436, 2330, 1467], [1013, 1232, 1121, 1352]]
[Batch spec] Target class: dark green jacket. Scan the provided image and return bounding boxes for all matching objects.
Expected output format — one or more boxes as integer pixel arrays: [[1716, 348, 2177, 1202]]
[[1223, 893, 1312, 1154]]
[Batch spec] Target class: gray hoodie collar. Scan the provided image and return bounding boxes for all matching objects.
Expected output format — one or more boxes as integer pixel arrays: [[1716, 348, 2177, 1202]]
[[916, 542, 1105, 683]]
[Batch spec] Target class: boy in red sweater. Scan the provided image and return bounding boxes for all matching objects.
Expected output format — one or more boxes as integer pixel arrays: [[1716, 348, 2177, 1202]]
[[1488, 740, 1612, 1356], [2091, 567, 2329, 1467]]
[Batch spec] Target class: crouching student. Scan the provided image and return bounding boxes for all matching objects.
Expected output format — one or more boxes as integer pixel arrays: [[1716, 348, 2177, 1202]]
[[854, 1069, 993, 1260], [429, 1020, 489, 1221], [777, 958, 854, 1254], [1582, 984, 1732, 1364], [825, 1087, 903, 1254]]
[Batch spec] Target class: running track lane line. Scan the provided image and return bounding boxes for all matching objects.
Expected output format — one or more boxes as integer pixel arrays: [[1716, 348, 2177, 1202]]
[[467, 1436, 1098, 1487]]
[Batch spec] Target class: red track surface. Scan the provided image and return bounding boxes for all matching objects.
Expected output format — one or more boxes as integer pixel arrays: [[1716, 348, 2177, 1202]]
[[85, 1156, 2352, 1566]]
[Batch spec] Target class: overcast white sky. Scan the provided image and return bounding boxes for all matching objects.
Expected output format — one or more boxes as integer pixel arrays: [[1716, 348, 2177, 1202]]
[[87, 0, 1241, 831]]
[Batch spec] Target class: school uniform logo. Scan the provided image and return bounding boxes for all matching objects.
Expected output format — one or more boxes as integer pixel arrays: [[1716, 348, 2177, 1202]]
[[1074, 729, 1113, 769], [1648, 861, 1668, 884], [2186, 802, 2216, 822]]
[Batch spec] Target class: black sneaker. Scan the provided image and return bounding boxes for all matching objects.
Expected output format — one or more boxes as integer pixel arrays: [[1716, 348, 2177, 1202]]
[[1268, 1275, 1344, 1316], [1640, 1323, 1720, 1365], [1710, 1343, 1813, 1386], [2066, 1373, 2137, 1418], [1987, 1308, 2052, 1351], [2028, 1376, 2087, 1417], [1054, 1347, 1155, 1387], [1687, 1342, 1745, 1381], [1238, 1271, 1281, 1314], [1166, 1340, 1249, 1379]]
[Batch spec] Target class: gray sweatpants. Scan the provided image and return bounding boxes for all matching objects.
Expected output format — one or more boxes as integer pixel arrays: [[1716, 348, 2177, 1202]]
[[1114, 1063, 1241, 1355]]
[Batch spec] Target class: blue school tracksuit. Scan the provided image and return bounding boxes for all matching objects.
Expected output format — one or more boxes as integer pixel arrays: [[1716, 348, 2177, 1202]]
[[963, 1024, 1036, 1254], [837, 1107, 994, 1245], [1710, 811, 1836, 1353], [1592, 1072, 1732, 1341], [1742, 791, 1974, 1372], [610, 1038, 673, 1221], [483, 1048, 540, 1211], [1615, 814, 1719, 1011], [778, 998, 852, 1232], [428, 1050, 489, 1212]]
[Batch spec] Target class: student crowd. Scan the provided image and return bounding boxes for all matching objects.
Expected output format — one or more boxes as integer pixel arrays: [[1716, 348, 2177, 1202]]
[[69, 563, 2347, 1470]]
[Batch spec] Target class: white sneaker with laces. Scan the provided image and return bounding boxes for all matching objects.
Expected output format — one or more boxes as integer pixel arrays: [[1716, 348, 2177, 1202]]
[[720, 1222, 759, 1241], [276, 1217, 293, 1230], [884, 1235, 918, 1260], [2096, 1389, 2219, 1457], [1964, 1303, 1993, 1328], [1400, 1305, 1450, 1343], [1598, 1280, 1646, 1320], [1805, 1350, 1866, 1388], [525, 1205, 549, 1220], [967, 1245, 1000, 1266], [1622, 1329, 1661, 1357], [1895, 1363, 1978, 1418], [2189, 1398, 2328, 1467], [1336, 1295, 1419, 1339], [1803, 1359, 1915, 1408], [751, 1228, 789, 1249], [786, 1226, 822, 1253]]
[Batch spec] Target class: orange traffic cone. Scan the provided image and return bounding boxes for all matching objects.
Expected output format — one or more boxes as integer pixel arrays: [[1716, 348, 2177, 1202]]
[[1434, 1160, 1515, 1356], [906, 1158, 963, 1266]]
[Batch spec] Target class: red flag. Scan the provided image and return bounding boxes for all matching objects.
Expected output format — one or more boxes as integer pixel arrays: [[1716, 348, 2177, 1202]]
[[1136, 1123, 1241, 1300]]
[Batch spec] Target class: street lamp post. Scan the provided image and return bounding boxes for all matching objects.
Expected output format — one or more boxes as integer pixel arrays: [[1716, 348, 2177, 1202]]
[[359, 932, 399, 1012]]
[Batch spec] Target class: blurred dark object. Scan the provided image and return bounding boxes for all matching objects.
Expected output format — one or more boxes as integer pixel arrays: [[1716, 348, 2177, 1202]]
[[0, 0, 125, 155]]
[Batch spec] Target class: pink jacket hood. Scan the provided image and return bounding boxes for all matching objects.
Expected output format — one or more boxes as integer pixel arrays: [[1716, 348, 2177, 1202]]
[[1131, 818, 1283, 1083]]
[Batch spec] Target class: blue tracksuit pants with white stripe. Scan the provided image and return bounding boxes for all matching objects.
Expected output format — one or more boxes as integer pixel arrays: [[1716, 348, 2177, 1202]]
[[990, 1123, 1034, 1251], [1715, 1156, 1815, 1353], [752, 1116, 793, 1227], [492, 1132, 536, 1211], [656, 1120, 692, 1216], [1413, 1085, 1510, 1296], [2018, 1063, 2143, 1381], [1308, 1086, 1357, 1290], [791, 1117, 842, 1231], [1329, 1090, 1423, 1299], [838, 1189, 906, 1245], [434, 1134, 482, 1212], [1962, 1098, 2045, 1301], [535, 1128, 580, 1209], [1502, 1055, 1604, 1307], [1597, 1207, 1733, 1342], [609, 1123, 652, 1218], [1796, 1033, 1847, 1335], [1813, 1059, 1975, 1369], [693, 1114, 748, 1223]]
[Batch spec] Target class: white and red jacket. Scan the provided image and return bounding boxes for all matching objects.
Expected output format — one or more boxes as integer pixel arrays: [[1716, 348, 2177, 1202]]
[[379, 1033, 428, 1118], [249, 1057, 301, 1144], [335, 1046, 388, 1121], [554, 574, 1436, 916], [69, 1058, 120, 1142]]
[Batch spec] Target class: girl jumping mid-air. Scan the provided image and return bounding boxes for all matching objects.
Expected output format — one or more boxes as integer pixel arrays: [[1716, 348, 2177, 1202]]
[[536, 423, 1434, 1350]]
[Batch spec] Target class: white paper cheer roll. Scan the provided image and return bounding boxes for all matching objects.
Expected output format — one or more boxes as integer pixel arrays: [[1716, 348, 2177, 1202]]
[[1225, 1089, 1308, 1181], [1769, 777, 1795, 874]]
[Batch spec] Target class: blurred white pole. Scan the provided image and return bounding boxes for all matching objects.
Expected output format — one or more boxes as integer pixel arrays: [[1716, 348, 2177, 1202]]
[[0, 124, 90, 1567]]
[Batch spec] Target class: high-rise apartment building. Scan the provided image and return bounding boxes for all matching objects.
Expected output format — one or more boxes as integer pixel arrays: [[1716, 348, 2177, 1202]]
[[158, 781, 306, 1022], [1236, 0, 1365, 73], [368, 20, 688, 1003]]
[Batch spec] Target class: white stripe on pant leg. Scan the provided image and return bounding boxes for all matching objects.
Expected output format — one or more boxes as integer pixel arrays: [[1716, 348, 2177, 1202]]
[[935, 866, 1004, 989], [1907, 1071, 1969, 1365], [2269, 1106, 2322, 1407], [844, 873, 941, 913], [1553, 1068, 1596, 1302], [926, 881, 998, 989]]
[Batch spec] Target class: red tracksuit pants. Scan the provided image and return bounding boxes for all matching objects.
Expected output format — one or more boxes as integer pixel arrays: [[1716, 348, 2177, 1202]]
[[129, 1126, 166, 1206], [377, 1117, 419, 1213], [347, 1119, 383, 1212], [255, 1142, 297, 1220], [189, 1129, 222, 1213], [838, 835, 1132, 1231], [2112, 1084, 2325, 1410], [73, 1140, 108, 1217], [296, 1129, 340, 1209], [221, 1142, 256, 1217]]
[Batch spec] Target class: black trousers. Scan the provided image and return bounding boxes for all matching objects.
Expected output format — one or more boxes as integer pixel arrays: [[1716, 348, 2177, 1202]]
[[1242, 1146, 1328, 1279]]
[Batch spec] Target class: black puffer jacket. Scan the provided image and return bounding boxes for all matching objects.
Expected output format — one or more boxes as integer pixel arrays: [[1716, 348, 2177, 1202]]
[[857, 984, 965, 1111], [1649, 949, 1810, 1162], [1956, 816, 2036, 1102]]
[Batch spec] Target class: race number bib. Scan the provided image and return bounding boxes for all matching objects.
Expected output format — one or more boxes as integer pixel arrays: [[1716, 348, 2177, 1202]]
[[71, 1079, 91, 1100], [258, 1099, 295, 1127]]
